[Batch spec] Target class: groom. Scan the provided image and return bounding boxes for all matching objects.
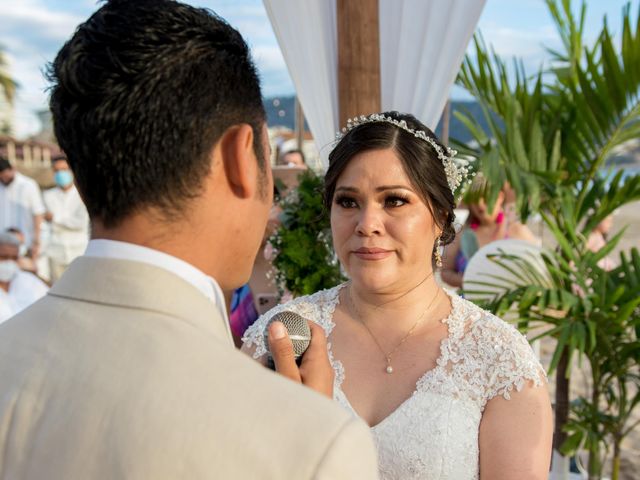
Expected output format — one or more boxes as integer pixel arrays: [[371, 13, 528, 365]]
[[0, 1, 377, 478]]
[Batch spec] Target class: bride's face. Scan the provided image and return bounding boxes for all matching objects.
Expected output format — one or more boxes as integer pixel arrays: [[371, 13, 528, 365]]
[[330, 148, 440, 293]]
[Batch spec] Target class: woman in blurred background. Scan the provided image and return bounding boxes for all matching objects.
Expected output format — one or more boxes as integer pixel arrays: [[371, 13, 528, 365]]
[[441, 175, 538, 288]]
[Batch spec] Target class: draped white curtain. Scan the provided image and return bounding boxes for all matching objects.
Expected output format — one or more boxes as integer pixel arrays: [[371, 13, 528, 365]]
[[379, 0, 486, 130], [263, 1, 339, 161], [263, 0, 486, 167]]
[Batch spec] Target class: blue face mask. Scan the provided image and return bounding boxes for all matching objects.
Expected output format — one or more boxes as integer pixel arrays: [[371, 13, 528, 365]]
[[54, 170, 74, 188]]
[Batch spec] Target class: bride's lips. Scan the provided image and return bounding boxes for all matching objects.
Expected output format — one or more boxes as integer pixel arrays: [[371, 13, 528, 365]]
[[352, 247, 393, 260]]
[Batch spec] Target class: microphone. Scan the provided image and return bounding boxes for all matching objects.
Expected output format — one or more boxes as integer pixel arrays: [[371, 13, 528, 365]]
[[264, 311, 312, 370]]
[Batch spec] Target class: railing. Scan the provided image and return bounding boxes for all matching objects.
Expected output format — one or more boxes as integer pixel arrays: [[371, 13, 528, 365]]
[[1, 138, 56, 168]]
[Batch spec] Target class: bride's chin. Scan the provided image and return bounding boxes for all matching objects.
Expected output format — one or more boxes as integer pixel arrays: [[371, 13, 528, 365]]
[[348, 271, 398, 294]]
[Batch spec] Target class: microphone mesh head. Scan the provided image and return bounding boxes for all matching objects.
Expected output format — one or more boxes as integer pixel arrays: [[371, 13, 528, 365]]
[[265, 311, 312, 358]]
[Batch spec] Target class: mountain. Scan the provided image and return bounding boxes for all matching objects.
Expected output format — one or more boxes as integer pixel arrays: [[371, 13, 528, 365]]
[[263, 96, 490, 143]]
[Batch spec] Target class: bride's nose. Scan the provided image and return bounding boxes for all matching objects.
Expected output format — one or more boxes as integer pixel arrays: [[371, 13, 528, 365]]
[[355, 204, 383, 236]]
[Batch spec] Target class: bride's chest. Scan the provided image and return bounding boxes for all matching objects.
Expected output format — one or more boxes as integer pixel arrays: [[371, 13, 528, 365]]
[[329, 318, 448, 428], [338, 388, 483, 480]]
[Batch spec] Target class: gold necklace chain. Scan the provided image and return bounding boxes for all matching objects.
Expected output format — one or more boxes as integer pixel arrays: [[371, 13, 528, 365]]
[[348, 278, 441, 374]]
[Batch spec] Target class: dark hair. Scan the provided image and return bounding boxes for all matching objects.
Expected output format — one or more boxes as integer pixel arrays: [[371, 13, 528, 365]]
[[48, 0, 266, 227], [282, 149, 306, 164], [51, 154, 68, 166], [0, 158, 12, 172], [324, 111, 456, 248]]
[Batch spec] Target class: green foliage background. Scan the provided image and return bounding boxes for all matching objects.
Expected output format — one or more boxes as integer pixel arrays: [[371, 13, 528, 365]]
[[269, 171, 345, 297]]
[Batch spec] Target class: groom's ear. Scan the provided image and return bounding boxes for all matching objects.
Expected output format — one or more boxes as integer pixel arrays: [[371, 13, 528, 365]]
[[218, 123, 258, 200]]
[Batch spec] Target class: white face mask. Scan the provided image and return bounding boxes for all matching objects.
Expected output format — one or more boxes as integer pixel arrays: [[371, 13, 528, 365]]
[[0, 260, 19, 282]]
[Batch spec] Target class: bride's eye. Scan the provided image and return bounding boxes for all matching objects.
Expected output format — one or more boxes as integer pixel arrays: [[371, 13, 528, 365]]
[[385, 195, 409, 208], [335, 195, 358, 209]]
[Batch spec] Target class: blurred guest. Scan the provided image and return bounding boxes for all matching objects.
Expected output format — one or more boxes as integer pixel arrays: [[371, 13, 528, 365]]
[[586, 214, 615, 271], [5, 227, 38, 274], [0, 158, 45, 262], [43, 154, 90, 282], [229, 283, 259, 346], [0, 233, 48, 324], [441, 175, 537, 288], [281, 148, 308, 169]]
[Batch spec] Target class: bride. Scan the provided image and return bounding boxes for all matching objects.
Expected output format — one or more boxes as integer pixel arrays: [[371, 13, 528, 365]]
[[242, 112, 553, 479]]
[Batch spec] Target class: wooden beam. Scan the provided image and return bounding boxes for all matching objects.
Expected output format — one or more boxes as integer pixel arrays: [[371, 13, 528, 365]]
[[295, 96, 304, 150], [337, 0, 381, 128], [441, 99, 451, 146]]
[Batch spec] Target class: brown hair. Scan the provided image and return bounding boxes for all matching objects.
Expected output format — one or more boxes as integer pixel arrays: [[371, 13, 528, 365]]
[[324, 111, 456, 248]]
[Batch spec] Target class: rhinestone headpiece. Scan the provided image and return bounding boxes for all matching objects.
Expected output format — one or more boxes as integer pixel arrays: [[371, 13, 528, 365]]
[[335, 113, 472, 194]]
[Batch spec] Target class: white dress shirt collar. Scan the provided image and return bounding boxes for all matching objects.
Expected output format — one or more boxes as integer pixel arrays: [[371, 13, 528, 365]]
[[85, 239, 228, 323]]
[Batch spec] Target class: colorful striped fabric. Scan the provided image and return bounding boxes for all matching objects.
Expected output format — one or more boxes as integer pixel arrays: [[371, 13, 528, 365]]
[[230, 284, 259, 338]]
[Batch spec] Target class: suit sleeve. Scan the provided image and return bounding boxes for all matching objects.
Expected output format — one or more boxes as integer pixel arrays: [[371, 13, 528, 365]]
[[313, 417, 379, 480]]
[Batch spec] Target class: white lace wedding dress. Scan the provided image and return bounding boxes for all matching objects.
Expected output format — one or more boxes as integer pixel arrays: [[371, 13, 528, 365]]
[[243, 284, 545, 480]]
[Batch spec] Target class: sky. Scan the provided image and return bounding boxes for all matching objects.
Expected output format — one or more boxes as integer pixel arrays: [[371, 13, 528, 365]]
[[0, 0, 634, 139]]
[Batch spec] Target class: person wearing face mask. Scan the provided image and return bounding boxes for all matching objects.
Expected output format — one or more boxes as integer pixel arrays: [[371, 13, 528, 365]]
[[0, 158, 46, 263], [43, 154, 90, 282], [0, 233, 48, 324]]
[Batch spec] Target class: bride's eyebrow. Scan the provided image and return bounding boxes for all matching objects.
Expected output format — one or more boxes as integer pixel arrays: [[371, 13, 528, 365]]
[[335, 185, 414, 193], [375, 185, 413, 192], [335, 186, 358, 193]]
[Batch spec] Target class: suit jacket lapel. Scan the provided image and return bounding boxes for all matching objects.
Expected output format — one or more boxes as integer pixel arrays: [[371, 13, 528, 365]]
[[49, 256, 233, 344]]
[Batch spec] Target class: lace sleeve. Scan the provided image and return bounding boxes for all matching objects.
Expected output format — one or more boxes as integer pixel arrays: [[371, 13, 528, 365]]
[[475, 314, 546, 406], [241, 286, 342, 361]]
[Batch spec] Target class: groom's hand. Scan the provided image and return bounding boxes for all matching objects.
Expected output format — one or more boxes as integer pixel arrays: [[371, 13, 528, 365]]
[[267, 321, 334, 398]]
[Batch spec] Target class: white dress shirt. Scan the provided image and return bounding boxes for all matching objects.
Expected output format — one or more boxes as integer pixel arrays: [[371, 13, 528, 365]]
[[0, 270, 49, 324], [0, 172, 46, 247], [43, 185, 90, 264], [84, 239, 229, 328]]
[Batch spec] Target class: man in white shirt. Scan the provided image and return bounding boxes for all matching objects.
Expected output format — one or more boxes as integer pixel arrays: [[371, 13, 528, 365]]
[[0, 1, 378, 479], [43, 154, 89, 282], [0, 233, 48, 324], [0, 158, 45, 260]]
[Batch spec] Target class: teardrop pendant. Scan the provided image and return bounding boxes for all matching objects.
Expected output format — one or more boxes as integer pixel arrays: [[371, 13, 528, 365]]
[[386, 365, 394, 374]]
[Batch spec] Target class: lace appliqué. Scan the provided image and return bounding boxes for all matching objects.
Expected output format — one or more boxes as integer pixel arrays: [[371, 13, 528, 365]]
[[417, 294, 546, 411], [242, 285, 546, 480]]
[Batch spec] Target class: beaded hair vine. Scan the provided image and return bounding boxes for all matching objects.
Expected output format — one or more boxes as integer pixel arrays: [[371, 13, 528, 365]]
[[335, 113, 473, 195]]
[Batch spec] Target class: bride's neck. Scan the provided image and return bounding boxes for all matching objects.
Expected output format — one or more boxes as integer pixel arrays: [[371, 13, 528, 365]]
[[349, 274, 442, 319]]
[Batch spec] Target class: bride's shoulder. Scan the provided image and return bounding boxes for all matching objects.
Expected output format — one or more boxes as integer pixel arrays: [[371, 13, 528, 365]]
[[241, 284, 344, 358], [446, 292, 546, 405], [449, 293, 530, 349]]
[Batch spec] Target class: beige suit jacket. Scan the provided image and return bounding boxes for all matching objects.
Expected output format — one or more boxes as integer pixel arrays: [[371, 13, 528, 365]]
[[0, 257, 378, 479]]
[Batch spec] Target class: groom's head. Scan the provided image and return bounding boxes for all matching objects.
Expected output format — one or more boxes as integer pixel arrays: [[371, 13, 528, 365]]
[[49, 0, 273, 287]]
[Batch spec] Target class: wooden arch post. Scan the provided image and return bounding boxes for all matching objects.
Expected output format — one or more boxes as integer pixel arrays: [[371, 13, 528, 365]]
[[337, 0, 381, 128]]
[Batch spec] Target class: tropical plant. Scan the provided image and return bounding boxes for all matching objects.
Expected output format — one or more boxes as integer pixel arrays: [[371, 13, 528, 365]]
[[269, 170, 345, 297], [454, 0, 640, 476], [0, 47, 17, 104], [471, 242, 640, 479], [560, 250, 640, 480]]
